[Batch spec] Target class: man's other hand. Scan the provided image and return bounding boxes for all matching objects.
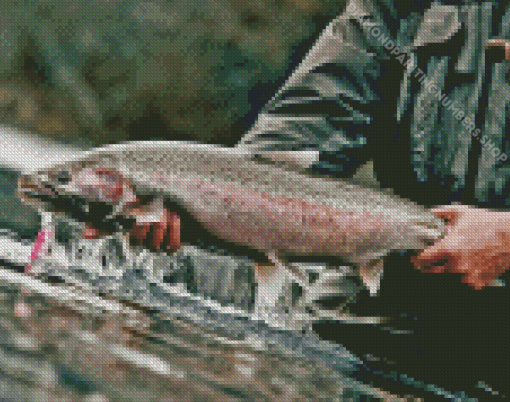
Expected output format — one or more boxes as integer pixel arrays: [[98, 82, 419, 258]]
[[412, 205, 510, 289]]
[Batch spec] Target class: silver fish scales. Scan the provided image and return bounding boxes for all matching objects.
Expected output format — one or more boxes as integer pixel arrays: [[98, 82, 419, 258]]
[[18, 141, 446, 312]]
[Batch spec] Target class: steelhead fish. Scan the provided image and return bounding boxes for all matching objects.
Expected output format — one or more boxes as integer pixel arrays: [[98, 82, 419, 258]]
[[18, 141, 447, 297]]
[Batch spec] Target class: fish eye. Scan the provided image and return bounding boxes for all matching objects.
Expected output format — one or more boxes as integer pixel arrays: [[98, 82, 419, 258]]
[[55, 170, 72, 184]]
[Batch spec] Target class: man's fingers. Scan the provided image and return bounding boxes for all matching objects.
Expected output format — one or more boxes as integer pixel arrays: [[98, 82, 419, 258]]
[[152, 222, 166, 250], [420, 265, 447, 273], [83, 225, 101, 239], [464, 263, 503, 289], [80, 204, 181, 253], [430, 208, 461, 225], [134, 210, 181, 252], [462, 273, 486, 290], [430, 204, 479, 224], [166, 211, 181, 251], [412, 240, 450, 268], [130, 223, 151, 243], [451, 255, 487, 289]]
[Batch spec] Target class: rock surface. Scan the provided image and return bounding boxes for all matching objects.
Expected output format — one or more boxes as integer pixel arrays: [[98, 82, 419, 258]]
[[0, 234, 403, 401]]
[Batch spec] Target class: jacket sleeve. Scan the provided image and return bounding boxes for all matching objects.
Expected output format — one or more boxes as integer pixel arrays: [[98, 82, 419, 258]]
[[236, 14, 384, 178]]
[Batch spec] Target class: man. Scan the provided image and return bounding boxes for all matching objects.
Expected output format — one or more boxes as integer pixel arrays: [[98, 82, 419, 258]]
[[85, 0, 509, 398], [240, 0, 510, 288], [236, 0, 510, 398]]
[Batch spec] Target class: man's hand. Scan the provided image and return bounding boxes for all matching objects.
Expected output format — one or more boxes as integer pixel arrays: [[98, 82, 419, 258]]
[[412, 205, 510, 289], [71, 167, 180, 253], [83, 198, 181, 253]]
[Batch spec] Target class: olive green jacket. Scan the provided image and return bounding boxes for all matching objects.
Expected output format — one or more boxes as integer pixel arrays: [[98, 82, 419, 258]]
[[239, 0, 510, 208]]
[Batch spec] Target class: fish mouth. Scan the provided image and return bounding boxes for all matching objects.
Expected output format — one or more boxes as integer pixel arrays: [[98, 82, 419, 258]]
[[18, 173, 92, 216], [18, 175, 57, 205], [18, 174, 135, 234]]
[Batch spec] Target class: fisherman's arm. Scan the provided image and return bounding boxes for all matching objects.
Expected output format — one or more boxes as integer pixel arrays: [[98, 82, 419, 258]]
[[235, 13, 383, 179]]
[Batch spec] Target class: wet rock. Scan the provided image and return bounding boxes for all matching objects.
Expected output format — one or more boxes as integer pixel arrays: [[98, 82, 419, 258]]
[[0, 262, 401, 401]]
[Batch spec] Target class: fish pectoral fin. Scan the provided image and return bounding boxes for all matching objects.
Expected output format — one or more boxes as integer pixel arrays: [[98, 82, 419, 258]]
[[359, 258, 385, 297], [127, 197, 165, 223], [266, 251, 308, 288]]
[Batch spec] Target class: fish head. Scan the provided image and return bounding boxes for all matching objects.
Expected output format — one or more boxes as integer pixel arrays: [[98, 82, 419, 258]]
[[18, 157, 136, 216]]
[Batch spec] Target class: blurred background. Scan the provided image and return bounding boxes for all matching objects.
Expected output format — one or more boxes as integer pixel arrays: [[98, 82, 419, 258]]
[[0, 0, 347, 238], [0, 0, 346, 147]]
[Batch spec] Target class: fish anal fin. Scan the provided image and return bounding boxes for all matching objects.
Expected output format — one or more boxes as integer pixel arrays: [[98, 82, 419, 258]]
[[359, 258, 384, 297]]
